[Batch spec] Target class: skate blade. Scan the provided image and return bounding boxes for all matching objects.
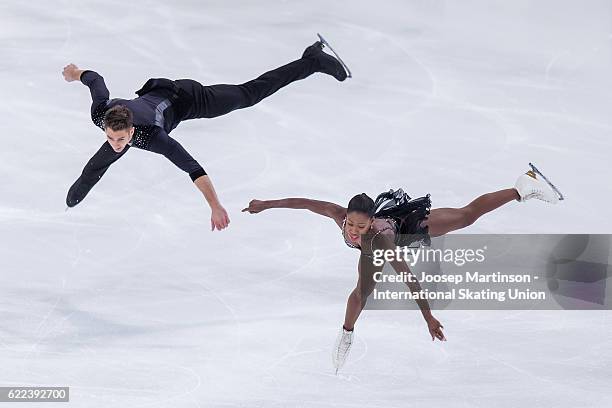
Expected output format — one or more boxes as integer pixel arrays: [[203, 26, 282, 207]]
[[317, 33, 352, 78], [529, 162, 565, 201]]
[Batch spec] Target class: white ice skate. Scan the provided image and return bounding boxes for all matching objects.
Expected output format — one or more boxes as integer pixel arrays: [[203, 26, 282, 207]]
[[514, 163, 563, 204], [332, 326, 354, 374]]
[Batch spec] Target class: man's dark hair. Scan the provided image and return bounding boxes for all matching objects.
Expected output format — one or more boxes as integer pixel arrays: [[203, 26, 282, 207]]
[[347, 193, 375, 217], [104, 105, 133, 131]]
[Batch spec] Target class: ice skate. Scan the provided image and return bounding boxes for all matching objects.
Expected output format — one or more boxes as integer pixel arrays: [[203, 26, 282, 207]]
[[528, 162, 564, 201], [514, 164, 562, 204], [302, 40, 324, 59], [302, 34, 351, 81], [332, 326, 354, 374]]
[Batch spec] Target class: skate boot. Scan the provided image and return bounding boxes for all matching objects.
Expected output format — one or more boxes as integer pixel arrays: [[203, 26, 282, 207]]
[[302, 41, 324, 59], [514, 168, 560, 204], [302, 34, 351, 82], [332, 326, 354, 374]]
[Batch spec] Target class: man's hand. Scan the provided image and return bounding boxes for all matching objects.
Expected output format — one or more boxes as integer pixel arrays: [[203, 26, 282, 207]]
[[426, 316, 446, 342], [192, 175, 229, 231], [241, 199, 269, 214], [211, 206, 230, 231], [62, 63, 84, 82]]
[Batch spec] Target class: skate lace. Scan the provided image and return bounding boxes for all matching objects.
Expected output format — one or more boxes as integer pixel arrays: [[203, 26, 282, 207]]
[[527, 188, 552, 202], [338, 333, 353, 354]]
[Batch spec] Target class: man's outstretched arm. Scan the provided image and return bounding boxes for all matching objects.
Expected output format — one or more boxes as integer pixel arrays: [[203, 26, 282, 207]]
[[66, 142, 129, 207], [147, 130, 229, 230], [62, 63, 109, 128], [193, 175, 230, 231]]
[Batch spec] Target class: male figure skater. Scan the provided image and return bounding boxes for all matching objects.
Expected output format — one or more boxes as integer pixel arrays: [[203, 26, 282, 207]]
[[63, 36, 349, 230]]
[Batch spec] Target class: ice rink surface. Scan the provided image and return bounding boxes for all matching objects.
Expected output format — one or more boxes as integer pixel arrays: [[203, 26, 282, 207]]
[[1, 0, 612, 406]]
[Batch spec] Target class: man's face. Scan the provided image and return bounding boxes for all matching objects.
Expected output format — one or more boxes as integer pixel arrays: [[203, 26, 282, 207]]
[[105, 127, 134, 152]]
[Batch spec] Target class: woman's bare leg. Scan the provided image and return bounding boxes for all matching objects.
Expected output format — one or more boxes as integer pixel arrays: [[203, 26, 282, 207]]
[[343, 288, 363, 331], [424, 188, 519, 237], [343, 255, 377, 331]]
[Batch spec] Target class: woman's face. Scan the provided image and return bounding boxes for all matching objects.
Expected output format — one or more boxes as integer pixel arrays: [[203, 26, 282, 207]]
[[344, 211, 374, 246]]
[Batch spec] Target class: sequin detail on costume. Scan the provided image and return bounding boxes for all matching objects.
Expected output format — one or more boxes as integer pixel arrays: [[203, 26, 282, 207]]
[[91, 105, 157, 150]]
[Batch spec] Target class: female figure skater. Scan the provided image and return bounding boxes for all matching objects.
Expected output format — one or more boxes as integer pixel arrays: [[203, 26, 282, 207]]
[[242, 166, 561, 371], [62, 34, 349, 231]]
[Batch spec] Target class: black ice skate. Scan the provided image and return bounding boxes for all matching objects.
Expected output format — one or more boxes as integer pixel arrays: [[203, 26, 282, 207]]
[[302, 33, 352, 81]]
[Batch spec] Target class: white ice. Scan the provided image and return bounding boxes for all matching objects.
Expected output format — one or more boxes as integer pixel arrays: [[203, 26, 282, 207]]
[[1, 0, 611, 407]]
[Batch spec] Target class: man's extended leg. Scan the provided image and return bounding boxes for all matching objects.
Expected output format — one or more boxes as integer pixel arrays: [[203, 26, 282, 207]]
[[177, 43, 346, 120]]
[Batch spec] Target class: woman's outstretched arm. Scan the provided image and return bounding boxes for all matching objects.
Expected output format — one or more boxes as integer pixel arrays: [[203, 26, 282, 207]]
[[370, 231, 446, 341], [242, 198, 346, 227]]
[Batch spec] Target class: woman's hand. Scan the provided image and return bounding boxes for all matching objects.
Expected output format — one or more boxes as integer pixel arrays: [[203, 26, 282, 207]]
[[426, 316, 446, 341], [241, 199, 269, 214], [62, 63, 83, 82]]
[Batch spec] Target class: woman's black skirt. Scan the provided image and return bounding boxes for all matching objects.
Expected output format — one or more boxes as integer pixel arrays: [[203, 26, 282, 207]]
[[373, 189, 431, 247]]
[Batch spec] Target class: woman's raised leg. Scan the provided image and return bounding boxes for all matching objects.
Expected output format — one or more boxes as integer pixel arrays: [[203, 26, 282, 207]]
[[424, 188, 519, 237]]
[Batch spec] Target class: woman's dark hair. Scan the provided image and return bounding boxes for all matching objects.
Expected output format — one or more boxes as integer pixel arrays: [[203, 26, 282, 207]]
[[347, 193, 375, 217], [104, 105, 133, 131]]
